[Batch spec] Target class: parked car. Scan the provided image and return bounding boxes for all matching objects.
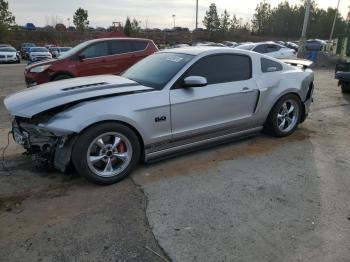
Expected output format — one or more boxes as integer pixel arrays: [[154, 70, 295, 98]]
[[25, 23, 36, 30], [28, 47, 52, 63], [4, 47, 314, 185], [196, 42, 226, 47], [236, 42, 296, 59], [285, 42, 299, 52], [0, 47, 20, 63], [24, 38, 158, 87], [20, 42, 36, 59], [0, 44, 12, 48], [222, 41, 238, 48], [67, 26, 76, 32], [335, 61, 350, 93], [306, 39, 325, 51], [50, 47, 72, 58]]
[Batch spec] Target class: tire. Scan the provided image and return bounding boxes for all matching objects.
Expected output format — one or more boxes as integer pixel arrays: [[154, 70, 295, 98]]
[[52, 74, 72, 81], [72, 122, 141, 185], [341, 83, 350, 93], [264, 94, 302, 137]]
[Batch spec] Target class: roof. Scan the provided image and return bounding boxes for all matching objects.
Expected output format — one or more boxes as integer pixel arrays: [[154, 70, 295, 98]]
[[159, 46, 237, 56]]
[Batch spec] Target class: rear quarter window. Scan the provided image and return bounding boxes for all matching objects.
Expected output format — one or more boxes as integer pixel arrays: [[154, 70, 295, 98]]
[[133, 41, 148, 52], [261, 58, 283, 73]]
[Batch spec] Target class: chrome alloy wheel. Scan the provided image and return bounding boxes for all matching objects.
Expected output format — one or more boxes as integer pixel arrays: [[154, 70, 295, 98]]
[[277, 99, 299, 133], [86, 132, 133, 177]]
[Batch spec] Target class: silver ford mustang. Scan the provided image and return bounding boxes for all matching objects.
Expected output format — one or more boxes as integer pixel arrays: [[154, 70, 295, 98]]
[[4, 47, 314, 184]]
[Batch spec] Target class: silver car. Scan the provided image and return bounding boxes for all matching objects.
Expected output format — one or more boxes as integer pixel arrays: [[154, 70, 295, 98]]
[[4, 47, 314, 184]]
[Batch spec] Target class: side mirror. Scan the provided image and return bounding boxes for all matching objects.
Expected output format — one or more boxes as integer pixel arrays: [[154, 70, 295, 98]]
[[183, 76, 207, 88], [78, 54, 86, 61]]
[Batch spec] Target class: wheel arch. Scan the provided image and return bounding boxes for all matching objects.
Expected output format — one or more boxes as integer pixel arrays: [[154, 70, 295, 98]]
[[265, 92, 305, 125], [77, 119, 146, 160], [50, 71, 75, 81]]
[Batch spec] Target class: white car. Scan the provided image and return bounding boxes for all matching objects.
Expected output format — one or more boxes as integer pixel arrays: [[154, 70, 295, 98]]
[[236, 42, 297, 59], [0, 47, 20, 63], [28, 47, 52, 63]]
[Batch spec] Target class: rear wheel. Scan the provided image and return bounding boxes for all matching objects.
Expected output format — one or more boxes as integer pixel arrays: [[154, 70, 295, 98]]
[[264, 94, 302, 137], [52, 74, 72, 81], [72, 122, 141, 185], [341, 83, 350, 93]]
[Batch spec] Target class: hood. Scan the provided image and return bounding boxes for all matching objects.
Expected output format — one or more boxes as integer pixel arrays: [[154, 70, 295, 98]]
[[25, 58, 58, 70], [4, 75, 152, 118], [30, 52, 51, 56], [0, 51, 16, 56]]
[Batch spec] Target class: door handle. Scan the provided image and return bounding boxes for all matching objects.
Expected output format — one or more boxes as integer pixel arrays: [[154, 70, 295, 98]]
[[240, 87, 253, 93]]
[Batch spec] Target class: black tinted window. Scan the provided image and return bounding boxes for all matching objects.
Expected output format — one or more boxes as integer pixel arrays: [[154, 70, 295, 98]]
[[185, 54, 251, 85], [133, 41, 148, 51], [253, 44, 266, 53], [261, 58, 283, 72], [81, 42, 108, 58], [266, 44, 281, 53], [110, 41, 133, 55]]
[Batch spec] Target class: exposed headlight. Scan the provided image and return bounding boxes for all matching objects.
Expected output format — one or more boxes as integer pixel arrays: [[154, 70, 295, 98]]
[[30, 64, 51, 73]]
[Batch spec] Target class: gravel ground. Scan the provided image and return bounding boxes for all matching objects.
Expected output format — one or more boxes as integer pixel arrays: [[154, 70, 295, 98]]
[[0, 64, 349, 262]]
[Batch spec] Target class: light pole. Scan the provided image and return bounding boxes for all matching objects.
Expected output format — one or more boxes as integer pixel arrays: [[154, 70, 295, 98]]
[[195, 0, 198, 30], [299, 0, 311, 55], [67, 18, 70, 28], [329, 0, 341, 40], [172, 14, 176, 28]]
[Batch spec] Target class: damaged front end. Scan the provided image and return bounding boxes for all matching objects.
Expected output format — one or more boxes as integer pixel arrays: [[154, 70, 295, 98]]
[[12, 116, 76, 172]]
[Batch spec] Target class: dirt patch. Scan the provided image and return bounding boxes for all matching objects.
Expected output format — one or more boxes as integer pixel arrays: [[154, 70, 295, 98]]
[[0, 183, 72, 212], [134, 127, 317, 184]]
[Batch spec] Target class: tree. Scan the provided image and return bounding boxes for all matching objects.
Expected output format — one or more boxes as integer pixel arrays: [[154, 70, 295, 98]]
[[124, 17, 132, 36], [0, 0, 15, 40], [124, 17, 141, 36], [251, 0, 272, 34], [73, 7, 89, 32], [220, 9, 230, 31], [203, 3, 220, 31], [131, 18, 141, 34], [230, 15, 239, 30]]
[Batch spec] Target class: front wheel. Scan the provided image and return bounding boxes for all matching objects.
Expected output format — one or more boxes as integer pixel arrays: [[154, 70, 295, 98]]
[[341, 83, 350, 93], [264, 94, 302, 137], [72, 122, 141, 185]]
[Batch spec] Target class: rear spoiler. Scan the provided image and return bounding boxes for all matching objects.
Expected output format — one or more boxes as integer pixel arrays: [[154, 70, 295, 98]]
[[279, 58, 313, 69]]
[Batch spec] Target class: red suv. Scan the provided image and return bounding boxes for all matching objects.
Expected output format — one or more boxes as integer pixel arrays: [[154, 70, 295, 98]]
[[24, 38, 158, 87]]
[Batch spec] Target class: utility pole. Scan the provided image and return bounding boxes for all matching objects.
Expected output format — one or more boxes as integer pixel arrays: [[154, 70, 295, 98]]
[[299, 0, 311, 55], [172, 14, 176, 28], [329, 0, 341, 40], [195, 0, 198, 30]]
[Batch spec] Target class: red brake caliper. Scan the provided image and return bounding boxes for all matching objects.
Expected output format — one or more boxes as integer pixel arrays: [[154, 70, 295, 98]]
[[117, 142, 126, 153]]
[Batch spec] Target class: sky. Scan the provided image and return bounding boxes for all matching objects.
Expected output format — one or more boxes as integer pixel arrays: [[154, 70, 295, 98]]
[[8, 0, 350, 29]]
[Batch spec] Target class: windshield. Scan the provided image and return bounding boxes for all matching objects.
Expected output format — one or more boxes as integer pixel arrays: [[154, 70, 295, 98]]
[[0, 47, 16, 52], [122, 52, 194, 89], [58, 41, 92, 60], [30, 47, 48, 52]]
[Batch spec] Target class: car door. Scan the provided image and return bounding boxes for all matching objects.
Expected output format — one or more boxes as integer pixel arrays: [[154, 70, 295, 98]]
[[105, 40, 134, 75], [75, 41, 109, 77], [170, 54, 259, 139]]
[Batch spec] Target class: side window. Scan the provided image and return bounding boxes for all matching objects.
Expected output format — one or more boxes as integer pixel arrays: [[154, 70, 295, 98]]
[[185, 54, 251, 85], [253, 44, 267, 54], [80, 42, 108, 58], [133, 41, 148, 52], [261, 58, 283, 73], [266, 44, 281, 53], [109, 41, 133, 55]]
